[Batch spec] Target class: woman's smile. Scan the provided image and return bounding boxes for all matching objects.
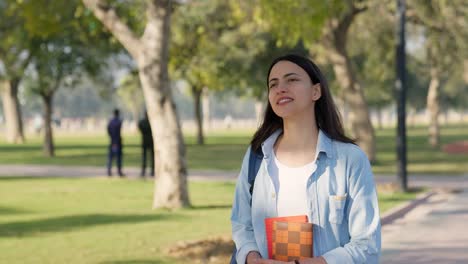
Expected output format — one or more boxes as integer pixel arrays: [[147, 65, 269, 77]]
[[276, 97, 294, 105]]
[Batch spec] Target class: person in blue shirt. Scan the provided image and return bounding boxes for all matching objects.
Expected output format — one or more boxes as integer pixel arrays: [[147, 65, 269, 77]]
[[107, 108, 125, 177], [231, 54, 381, 264]]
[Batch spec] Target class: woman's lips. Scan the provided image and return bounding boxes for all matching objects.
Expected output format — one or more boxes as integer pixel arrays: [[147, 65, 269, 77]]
[[277, 97, 293, 105]]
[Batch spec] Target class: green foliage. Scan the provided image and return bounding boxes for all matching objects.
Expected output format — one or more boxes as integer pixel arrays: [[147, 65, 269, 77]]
[[0, 0, 33, 79], [440, 68, 468, 110], [18, 0, 122, 96], [117, 71, 145, 117], [254, 0, 330, 47], [170, 0, 309, 101], [407, 0, 468, 105], [170, 0, 238, 93], [349, 2, 395, 108]]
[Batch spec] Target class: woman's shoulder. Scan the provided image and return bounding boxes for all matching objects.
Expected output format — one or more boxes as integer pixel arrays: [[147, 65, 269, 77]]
[[332, 140, 369, 161]]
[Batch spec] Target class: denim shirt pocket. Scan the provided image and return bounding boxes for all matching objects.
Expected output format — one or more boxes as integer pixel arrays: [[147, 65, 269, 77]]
[[328, 194, 347, 224]]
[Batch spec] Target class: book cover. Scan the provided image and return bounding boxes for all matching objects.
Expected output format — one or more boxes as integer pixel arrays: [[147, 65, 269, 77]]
[[264, 215, 308, 259], [272, 221, 313, 261]]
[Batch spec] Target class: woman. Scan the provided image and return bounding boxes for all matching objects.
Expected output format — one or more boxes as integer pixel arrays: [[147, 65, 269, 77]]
[[231, 54, 381, 264]]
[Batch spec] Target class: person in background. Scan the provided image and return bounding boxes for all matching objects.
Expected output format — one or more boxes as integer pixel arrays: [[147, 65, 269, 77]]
[[138, 112, 154, 177], [107, 108, 125, 177], [231, 54, 381, 264]]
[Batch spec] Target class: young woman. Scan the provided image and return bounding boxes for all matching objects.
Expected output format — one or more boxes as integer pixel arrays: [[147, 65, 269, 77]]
[[231, 54, 381, 264]]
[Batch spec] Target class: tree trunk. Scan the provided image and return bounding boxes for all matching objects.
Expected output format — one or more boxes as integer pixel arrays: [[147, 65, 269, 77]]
[[82, 0, 190, 209], [323, 10, 376, 162], [137, 3, 189, 209], [464, 59, 468, 84], [41, 94, 55, 157], [202, 87, 210, 131], [0, 79, 24, 143], [192, 85, 204, 145], [329, 49, 376, 161], [254, 100, 264, 127], [426, 67, 440, 147], [376, 107, 383, 129]]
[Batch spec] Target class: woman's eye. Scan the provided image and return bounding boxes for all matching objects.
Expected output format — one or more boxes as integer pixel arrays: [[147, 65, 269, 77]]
[[288, 78, 298, 82], [269, 83, 277, 89]]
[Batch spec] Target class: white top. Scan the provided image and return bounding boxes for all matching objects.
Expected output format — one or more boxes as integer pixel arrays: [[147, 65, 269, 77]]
[[269, 149, 317, 216]]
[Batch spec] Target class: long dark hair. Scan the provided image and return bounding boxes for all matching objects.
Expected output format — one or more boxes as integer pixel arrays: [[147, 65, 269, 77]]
[[251, 54, 355, 151]]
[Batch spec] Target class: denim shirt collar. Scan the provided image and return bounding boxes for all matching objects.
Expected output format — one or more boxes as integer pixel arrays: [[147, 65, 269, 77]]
[[260, 129, 334, 159]]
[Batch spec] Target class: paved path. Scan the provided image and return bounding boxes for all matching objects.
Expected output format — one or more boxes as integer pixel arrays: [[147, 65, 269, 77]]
[[0, 164, 239, 181], [0, 164, 466, 188], [381, 188, 468, 263]]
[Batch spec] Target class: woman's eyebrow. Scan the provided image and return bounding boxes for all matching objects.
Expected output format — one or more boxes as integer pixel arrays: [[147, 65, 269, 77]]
[[269, 73, 300, 84], [284, 72, 299, 78]]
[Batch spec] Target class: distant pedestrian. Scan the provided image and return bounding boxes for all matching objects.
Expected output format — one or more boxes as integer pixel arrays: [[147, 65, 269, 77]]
[[138, 112, 154, 177], [107, 108, 125, 177]]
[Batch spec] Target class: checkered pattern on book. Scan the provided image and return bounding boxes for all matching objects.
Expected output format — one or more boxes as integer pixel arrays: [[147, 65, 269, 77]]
[[272, 221, 313, 261]]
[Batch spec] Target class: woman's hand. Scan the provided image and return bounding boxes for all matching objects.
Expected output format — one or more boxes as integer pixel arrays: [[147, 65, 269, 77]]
[[246, 251, 262, 264]]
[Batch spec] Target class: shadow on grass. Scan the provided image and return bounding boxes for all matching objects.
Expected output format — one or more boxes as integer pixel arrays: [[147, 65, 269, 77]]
[[190, 204, 232, 210], [0, 206, 30, 215], [0, 213, 180, 237], [0, 176, 78, 181], [99, 260, 165, 264]]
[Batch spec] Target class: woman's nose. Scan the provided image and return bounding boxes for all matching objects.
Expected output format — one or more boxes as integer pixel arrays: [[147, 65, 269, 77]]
[[276, 82, 287, 93]]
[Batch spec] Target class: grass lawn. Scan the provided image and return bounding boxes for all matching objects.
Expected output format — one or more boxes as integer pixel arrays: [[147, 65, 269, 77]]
[[0, 124, 467, 175], [0, 177, 416, 264]]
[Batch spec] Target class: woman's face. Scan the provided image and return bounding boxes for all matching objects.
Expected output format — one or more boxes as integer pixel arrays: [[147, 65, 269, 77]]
[[268, 60, 321, 119]]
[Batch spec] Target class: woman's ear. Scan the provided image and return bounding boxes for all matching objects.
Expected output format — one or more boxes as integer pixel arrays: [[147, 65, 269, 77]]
[[312, 83, 322, 101]]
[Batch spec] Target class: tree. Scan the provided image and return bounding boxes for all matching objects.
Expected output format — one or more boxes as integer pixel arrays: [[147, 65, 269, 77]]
[[17, 0, 117, 157], [349, 3, 395, 129], [407, 0, 468, 147], [0, 0, 33, 143], [82, 0, 190, 208], [26, 40, 104, 157], [170, 1, 232, 145]]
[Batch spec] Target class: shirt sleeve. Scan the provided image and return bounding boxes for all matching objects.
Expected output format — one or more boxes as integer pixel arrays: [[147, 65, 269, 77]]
[[231, 147, 260, 264], [322, 147, 381, 264]]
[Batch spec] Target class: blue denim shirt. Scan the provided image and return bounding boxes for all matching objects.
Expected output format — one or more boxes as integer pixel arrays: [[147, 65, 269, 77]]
[[231, 130, 381, 264]]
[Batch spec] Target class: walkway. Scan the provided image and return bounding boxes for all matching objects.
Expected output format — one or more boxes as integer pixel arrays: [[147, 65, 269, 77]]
[[0, 164, 466, 188], [381, 188, 468, 263]]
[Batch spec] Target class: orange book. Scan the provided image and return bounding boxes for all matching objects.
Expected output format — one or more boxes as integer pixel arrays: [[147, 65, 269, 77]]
[[264, 215, 308, 259]]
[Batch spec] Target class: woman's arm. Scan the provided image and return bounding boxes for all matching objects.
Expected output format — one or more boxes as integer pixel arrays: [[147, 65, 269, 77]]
[[322, 148, 381, 263]]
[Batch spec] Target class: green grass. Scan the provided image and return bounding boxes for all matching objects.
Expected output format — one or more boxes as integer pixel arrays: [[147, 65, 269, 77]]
[[0, 124, 467, 174], [0, 177, 415, 264], [377, 190, 419, 213], [372, 124, 468, 174], [0, 177, 234, 263]]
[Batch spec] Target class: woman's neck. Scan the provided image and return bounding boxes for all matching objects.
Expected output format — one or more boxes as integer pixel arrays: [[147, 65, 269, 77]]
[[279, 118, 319, 151], [273, 118, 319, 167]]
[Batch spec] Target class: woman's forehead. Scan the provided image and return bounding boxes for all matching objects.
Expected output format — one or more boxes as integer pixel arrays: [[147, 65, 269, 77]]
[[269, 61, 306, 77], [269, 61, 307, 79]]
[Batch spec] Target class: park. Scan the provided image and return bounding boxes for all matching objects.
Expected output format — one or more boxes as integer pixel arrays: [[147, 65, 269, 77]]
[[1, 1, 467, 263]]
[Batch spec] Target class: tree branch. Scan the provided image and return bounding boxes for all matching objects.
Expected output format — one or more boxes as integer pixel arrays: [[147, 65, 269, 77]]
[[81, 0, 141, 58]]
